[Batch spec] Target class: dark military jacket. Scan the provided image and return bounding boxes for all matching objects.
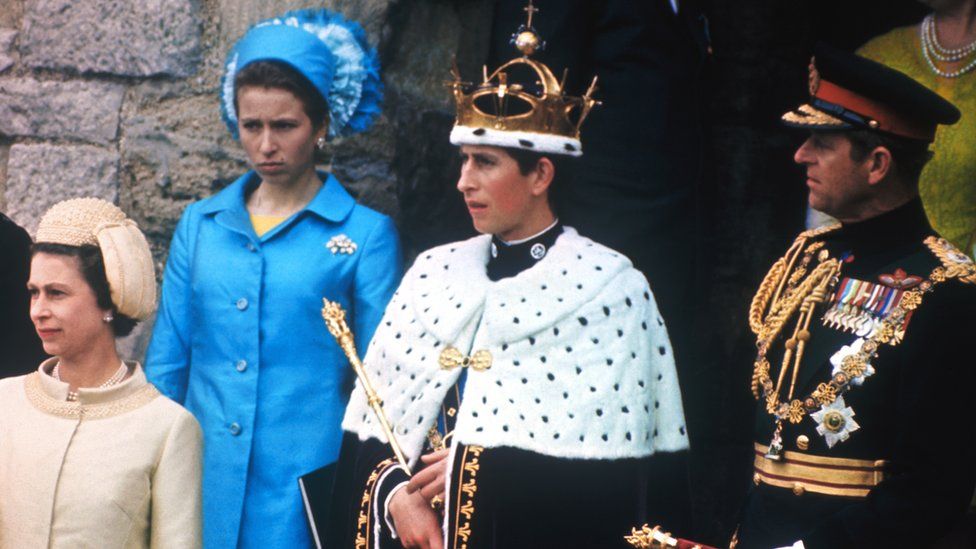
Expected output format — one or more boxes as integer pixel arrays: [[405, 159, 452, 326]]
[[737, 198, 976, 548], [0, 213, 45, 378]]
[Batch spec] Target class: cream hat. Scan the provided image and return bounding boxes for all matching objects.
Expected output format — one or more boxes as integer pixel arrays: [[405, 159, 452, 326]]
[[35, 198, 156, 320]]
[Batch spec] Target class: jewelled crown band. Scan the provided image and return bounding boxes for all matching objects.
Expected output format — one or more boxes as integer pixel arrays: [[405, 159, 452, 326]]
[[449, 1, 600, 157]]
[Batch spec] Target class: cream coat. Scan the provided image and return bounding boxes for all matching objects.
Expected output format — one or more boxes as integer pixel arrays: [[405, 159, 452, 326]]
[[0, 360, 202, 549]]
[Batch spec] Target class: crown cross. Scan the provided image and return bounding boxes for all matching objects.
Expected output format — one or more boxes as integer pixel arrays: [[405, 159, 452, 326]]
[[523, 1, 538, 28]]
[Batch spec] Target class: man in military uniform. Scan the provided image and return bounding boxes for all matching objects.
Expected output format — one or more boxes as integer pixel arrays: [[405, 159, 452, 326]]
[[737, 44, 976, 548], [325, 4, 690, 548]]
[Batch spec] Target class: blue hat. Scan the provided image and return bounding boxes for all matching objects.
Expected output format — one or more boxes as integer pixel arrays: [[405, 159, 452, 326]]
[[221, 9, 383, 139]]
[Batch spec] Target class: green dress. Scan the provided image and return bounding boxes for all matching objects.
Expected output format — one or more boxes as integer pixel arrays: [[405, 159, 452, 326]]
[[858, 25, 976, 254]]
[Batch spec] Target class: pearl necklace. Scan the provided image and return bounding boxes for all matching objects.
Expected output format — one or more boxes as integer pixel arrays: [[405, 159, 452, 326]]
[[52, 361, 129, 402], [920, 14, 976, 78]]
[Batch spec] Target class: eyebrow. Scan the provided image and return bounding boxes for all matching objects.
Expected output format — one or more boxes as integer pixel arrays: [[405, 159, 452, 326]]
[[460, 151, 497, 162], [26, 282, 70, 291], [239, 116, 301, 123]]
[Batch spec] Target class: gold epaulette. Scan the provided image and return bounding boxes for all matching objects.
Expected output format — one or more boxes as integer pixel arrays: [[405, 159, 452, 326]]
[[924, 236, 976, 284]]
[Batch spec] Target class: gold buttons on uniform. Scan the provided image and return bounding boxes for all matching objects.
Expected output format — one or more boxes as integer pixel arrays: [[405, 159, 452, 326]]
[[753, 473, 761, 485], [796, 435, 810, 450], [792, 483, 805, 496]]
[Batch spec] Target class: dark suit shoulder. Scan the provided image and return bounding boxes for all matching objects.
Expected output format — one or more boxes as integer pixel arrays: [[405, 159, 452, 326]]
[[0, 213, 32, 251]]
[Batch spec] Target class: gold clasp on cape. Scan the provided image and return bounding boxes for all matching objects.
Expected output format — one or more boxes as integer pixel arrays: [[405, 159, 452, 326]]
[[439, 346, 492, 372]]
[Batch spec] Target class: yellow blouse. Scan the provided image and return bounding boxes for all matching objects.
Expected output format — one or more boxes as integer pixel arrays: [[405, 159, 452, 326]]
[[858, 25, 976, 253], [250, 214, 287, 237]]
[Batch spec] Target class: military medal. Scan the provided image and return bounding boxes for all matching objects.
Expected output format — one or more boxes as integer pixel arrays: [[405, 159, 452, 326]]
[[822, 277, 914, 343], [811, 396, 860, 448], [765, 422, 785, 460]]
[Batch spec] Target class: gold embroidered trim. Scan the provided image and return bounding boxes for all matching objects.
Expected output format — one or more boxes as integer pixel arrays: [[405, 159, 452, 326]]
[[753, 443, 886, 498], [355, 457, 396, 549], [24, 373, 160, 419], [797, 222, 842, 241], [452, 445, 484, 549], [925, 236, 976, 284], [781, 104, 845, 127]]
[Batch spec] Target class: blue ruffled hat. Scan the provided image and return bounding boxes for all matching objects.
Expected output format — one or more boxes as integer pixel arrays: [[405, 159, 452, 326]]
[[221, 9, 383, 139]]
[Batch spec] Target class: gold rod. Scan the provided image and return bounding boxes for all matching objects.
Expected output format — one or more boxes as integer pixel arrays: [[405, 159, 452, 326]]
[[322, 299, 411, 474]]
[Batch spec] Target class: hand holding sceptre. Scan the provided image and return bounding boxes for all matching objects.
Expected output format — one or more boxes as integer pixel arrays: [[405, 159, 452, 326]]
[[321, 299, 410, 474]]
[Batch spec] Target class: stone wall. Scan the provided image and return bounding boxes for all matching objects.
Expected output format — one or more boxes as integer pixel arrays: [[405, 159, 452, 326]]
[[0, 0, 491, 355]]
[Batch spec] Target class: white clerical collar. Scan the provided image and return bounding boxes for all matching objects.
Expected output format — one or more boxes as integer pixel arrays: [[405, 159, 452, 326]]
[[496, 218, 560, 246]]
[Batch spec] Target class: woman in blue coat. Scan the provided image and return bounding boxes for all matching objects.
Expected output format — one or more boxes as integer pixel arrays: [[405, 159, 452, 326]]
[[146, 10, 402, 548]]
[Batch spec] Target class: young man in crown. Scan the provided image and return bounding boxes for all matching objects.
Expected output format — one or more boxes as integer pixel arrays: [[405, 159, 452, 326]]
[[735, 45, 976, 549], [325, 7, 689, 549]]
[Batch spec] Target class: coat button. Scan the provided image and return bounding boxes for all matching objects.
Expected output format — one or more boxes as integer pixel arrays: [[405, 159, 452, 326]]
[[245, 242, 257, 252], [236, 298, 249, 311], [229, 422, 242, 436], [235, 360, 247, 372]]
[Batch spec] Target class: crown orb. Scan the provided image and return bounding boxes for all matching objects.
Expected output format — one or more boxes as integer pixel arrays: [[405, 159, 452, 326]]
[[514, 30, 541, 55]]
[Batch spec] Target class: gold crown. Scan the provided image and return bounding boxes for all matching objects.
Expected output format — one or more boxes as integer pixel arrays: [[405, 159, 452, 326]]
[[448, 1, 599, 156]]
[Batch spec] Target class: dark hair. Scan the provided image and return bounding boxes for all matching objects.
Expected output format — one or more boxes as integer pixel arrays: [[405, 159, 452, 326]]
[[31, 243, 138, 337], [846, 130, 933, 186], [234, 60, 329, 130], [501, 147, 574, 214]]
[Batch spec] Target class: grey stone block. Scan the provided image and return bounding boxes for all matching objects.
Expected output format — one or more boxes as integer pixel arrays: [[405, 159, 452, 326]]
[[20, 0, 200, 77], [0, 77, 124, 143], [4, 143, 119, 234], [118, 86, 248, 263], [0, 29, 15, 73], [219, 0, 393, 46]]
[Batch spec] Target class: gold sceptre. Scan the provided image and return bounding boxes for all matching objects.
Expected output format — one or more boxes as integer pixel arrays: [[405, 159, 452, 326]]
[[321, 299, 411, 474]]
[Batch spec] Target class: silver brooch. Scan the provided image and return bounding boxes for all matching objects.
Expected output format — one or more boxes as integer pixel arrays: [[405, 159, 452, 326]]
[[811, 396, 860, 448], [530, 242, 546, 260], [326, 234, 357, 255]]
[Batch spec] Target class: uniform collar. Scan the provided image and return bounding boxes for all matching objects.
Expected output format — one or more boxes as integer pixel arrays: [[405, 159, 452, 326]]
[[834, 197, 932, 253], [199, 170, 355, 223], [487, 220, 563, 281]]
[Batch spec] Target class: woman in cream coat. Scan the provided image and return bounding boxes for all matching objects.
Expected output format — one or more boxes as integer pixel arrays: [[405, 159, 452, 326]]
[[0, 198, 202, 549]]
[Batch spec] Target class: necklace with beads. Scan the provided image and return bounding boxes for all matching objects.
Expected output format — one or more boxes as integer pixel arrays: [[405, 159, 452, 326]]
[[52, 361, 129, 402], [920, 14, 976, 78]]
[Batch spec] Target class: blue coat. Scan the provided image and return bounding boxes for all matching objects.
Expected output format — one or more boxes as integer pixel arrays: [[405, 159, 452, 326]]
[[146, 172, 402, 548]]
